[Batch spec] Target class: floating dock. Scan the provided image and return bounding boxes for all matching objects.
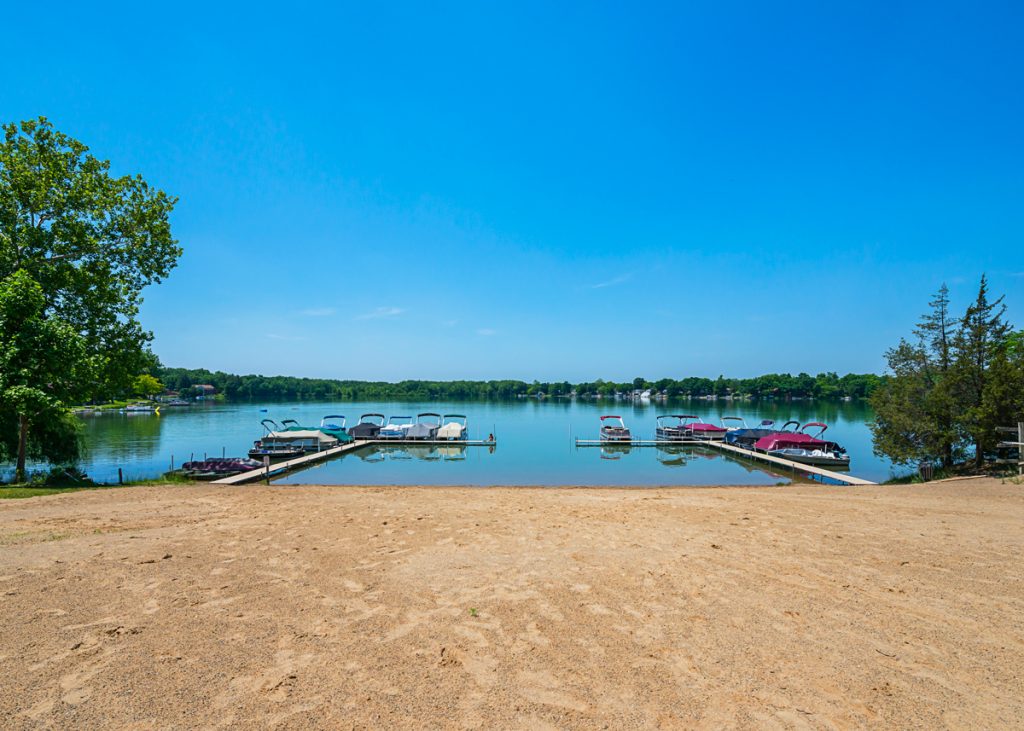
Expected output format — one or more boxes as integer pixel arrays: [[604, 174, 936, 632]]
[[211, 438, 496, 485], [575, 438, 876, 486]]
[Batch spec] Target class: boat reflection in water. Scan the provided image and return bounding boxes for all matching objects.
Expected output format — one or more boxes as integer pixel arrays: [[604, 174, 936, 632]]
[[655, 445, 688, 467], [600, 444, 633, 460], [584, 442, 794, 483], [347, 444, 469, 463]]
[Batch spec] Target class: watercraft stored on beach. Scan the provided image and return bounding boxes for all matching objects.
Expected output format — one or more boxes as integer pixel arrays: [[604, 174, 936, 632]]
[[349, 414, 386, 439], [379, 416, 414, 440], [655, 415, 688, 441], [407, 413, 442, 440], [600, 415, 632, 442], [177, 457, 262, 480], [680, 416, 727, 441], [753, 422, 850, 468], [437, 414, 468, 441]]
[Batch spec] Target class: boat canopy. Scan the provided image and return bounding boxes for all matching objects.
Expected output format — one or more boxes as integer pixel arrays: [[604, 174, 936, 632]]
[[349, 413, 386, 439], [800, 422, 829, 438], [321, 415, 346, 430], [754, 433, 840, 452], [406, 413, 442, 440]]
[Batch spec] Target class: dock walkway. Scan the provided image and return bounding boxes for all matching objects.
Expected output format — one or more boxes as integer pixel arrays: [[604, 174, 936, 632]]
[[575, 438, 875, 485], [211, 438, 496, 485]]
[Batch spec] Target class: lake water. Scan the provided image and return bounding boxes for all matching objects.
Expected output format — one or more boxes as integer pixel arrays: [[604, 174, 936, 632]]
[[69, 399, 901, 485]]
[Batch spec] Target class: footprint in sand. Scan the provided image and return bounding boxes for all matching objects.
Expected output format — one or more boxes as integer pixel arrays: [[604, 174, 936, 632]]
[[342, 579, 364, 592], [516, 670, 588, 712]]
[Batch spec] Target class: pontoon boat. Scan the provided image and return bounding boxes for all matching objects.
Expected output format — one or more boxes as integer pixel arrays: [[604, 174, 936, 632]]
[[656, 415, 688, 441], [349, 413, 386, 439], [754, 422, 850, 468], [720, 416, 748, 431], [680, 416, 727, 441], [600, 415, 632, 442], [379, 416, 414, 440], [437, 414, 468, 441], [319, 415, 353, 442], [407, 413, 442, 440]]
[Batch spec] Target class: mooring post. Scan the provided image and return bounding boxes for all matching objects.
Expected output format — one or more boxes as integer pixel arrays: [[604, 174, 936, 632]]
[[118, 468, 123, 485]]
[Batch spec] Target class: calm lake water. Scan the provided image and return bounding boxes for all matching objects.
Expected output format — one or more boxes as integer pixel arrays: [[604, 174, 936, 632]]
[[70, 399, 901, 485]]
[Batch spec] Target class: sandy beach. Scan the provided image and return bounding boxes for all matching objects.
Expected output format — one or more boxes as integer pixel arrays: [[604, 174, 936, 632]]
[[0, 479, 1021, 729]]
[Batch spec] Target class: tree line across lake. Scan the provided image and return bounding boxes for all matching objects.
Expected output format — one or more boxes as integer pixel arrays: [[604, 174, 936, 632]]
[[157, 368, 885, 403]]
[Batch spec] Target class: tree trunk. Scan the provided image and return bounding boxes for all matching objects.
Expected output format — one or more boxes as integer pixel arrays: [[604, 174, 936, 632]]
[[943, 441, 953, 469], [16, 414, 28, 483], [975, 439, 985, 469]]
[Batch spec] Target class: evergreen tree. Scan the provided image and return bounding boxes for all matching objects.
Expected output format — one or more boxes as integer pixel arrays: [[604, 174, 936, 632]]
[[951, 276, 1012, 467]]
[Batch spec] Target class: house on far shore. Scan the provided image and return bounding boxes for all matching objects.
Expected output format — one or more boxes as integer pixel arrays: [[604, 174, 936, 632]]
[[194, 384, 217, 400], [158, 389, 180, 403]]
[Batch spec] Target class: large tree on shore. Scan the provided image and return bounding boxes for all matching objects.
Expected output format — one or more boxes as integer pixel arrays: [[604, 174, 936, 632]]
[[0, 117, 180, 478], [871, 277, 1023, 469]]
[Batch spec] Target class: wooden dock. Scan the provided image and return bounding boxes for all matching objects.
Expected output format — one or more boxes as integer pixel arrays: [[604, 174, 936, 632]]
[[707, 441, 874, 485], [211, 439, 495, 485], [575, 438, 876, 485]]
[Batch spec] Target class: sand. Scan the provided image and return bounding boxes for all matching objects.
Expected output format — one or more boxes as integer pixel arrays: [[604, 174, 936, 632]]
[[0, 479, 1022, 729]]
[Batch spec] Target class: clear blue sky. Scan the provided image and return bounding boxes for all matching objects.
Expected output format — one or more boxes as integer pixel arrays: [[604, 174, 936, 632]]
[[4, 1, 1022, 381]]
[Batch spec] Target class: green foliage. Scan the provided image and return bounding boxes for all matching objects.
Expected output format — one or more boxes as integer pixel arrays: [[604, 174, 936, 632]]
[[0, 117, 180, 399], [132, 373, 163, 398], [0, 117, 180, 475], [157, 366, 884, 403], [871, 277, 1024, 468], [0, 271, 86, 475]]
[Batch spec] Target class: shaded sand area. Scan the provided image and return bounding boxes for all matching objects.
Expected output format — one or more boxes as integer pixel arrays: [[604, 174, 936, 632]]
[[0, 480, 1022, 729]]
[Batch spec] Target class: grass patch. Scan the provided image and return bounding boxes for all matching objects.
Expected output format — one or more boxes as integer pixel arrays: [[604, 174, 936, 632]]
[[0, 486, 88, 500], [124, 473, 194, 487]]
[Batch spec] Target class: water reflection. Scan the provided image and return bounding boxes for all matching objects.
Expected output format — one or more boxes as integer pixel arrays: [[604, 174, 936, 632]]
[[599, 445, 632, 460]]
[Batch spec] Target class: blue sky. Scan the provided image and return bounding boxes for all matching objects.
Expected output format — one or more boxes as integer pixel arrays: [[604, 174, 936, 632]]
[[4, 1, 1022, 381]]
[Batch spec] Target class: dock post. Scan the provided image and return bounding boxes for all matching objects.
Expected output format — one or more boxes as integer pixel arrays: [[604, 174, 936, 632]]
[[118, 468, 123, 485], [170, 454, 174, 471]]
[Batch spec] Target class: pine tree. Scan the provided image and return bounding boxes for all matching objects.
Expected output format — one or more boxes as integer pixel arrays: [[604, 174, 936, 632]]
[[871, 284, 965, 466], [951, 275, 1011, 467]]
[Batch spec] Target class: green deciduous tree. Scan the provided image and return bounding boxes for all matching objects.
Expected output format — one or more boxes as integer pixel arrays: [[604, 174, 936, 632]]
[[132, 374, 164, 399], [0, 271, 87, 480], [1, 117, 180, 478]]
